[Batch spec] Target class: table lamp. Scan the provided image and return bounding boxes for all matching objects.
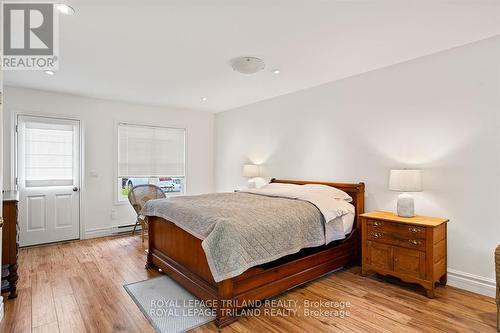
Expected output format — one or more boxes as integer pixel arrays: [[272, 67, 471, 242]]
[[389, 169, 422, 217], [243, 164, 260, 189]]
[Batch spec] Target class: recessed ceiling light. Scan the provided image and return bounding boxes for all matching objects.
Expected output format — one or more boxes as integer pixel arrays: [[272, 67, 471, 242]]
[[56, 4, 75, 15], [201, 97, 208, 101], [231, 57, 265, 75], [44, 70, 55, 76], [272, 69, 281, 74]]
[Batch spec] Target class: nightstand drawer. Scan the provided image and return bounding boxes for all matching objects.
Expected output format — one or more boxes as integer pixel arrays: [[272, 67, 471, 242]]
[[367, 230, 426, 251], [367, 219, 426, 239]]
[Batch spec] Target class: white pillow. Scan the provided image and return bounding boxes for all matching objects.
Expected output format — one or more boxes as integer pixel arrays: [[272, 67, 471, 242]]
[[259, 183, 300, 191], [242, 183, 354, 222], [258, 183, 352, 202], [250, 183, 300, 198], [301, 184, 352, 202]]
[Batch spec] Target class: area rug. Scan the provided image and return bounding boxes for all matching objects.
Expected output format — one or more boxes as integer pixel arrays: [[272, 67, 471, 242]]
[[124, 276, 215, 333]]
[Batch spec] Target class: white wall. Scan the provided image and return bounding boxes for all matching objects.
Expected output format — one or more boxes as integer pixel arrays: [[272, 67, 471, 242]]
[[215, 36, 500, 296], [3, 87, 214, 238]]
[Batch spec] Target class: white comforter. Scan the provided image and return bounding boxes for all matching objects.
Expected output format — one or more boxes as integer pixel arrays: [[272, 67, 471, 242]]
[[240, 183, 355, 242]]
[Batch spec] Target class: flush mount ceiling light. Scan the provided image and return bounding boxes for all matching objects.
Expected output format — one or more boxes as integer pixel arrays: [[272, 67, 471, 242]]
[[200, 97, 208, 101], [272, 69, 281, 74], [56, 4, 75, 15], [231, 57, 265, 75], [44, 70, 55, 76]]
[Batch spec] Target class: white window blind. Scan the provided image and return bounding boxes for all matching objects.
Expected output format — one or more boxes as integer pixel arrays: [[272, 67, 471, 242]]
[[118, 123, 186, 177], [25, 121, 75, 187]]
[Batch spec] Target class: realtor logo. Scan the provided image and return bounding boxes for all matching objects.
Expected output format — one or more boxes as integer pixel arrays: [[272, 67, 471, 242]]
[[2, 2, 59, 70]]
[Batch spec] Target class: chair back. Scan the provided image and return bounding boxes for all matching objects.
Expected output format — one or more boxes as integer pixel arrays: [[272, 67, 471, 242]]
[[128, 184, 166, 214]]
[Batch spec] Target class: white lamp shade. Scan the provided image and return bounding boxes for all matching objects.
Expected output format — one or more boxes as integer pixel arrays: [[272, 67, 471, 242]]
[[243, 164, 260, 178], [389, 169, 422, 192]]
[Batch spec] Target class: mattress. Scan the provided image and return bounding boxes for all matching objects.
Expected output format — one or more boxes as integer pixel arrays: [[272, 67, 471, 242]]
[[326, 211, 355, 245]]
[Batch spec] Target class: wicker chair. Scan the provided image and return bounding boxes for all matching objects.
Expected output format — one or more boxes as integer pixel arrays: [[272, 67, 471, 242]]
[[496, 245, 500, 332], [128, 184, 166, 243]]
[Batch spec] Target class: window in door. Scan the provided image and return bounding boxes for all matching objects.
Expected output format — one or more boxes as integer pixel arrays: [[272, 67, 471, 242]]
[[23, 121, 76, 187]]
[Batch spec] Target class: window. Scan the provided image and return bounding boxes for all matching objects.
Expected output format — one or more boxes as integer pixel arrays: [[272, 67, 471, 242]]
[[19, 117, 79, 187], [117, 123, 186, 202]]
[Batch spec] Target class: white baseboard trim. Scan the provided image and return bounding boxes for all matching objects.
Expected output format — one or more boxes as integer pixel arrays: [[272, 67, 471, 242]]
[[84, 226, 113, 239], [447, 269, 496, 298], [84, 222, 142, 239]]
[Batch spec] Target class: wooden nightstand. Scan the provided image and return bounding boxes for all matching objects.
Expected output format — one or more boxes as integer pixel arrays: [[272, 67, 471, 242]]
[[360, 211, 449, 298], [2, 191, 19, 299]]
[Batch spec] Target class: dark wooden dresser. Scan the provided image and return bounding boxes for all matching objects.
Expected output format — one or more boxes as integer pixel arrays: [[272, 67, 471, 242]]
[[360, 211, 448, 298], [2, 191, 19, 299]]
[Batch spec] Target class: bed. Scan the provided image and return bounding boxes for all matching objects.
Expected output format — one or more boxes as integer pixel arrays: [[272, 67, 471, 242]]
[[144, 178, 365, 327]]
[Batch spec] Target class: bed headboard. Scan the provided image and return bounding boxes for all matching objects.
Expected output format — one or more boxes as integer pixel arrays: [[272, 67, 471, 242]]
[[269, 178, 365, 227]]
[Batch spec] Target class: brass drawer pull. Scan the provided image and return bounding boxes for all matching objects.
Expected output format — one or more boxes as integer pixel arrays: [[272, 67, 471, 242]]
[[408, 239, 422, 246], [408, 227, 422, 233], [371, 232, 382, 239], [373, 221, 383, 227]]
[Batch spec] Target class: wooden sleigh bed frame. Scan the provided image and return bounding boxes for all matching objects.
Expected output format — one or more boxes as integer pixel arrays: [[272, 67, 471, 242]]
[[146, 178, 365, 327]]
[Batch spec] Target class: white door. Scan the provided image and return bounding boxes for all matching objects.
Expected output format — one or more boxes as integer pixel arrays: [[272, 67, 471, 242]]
[[17, 115, 80, 246]]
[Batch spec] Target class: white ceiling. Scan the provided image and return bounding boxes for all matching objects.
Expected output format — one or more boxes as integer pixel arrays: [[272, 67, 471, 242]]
[[5, 0, 500, 112]]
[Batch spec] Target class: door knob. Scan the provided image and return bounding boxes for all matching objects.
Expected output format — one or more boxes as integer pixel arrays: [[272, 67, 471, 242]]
[[73, 187, 79, 192]]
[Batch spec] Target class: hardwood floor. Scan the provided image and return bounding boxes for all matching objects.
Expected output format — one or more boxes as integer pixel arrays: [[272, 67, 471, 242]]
[[1, 235, 497, 332]]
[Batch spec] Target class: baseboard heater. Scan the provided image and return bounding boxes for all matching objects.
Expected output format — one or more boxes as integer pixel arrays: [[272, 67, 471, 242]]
[[111, 223, 142, 235]]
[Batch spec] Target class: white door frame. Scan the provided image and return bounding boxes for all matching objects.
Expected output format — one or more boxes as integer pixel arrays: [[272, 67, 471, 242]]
[[13, 111, 86, 242], [0, 71, 4, 321]]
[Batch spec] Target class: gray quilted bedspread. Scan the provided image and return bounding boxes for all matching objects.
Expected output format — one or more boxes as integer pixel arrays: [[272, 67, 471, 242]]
[[141, 192, 325, 282]]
